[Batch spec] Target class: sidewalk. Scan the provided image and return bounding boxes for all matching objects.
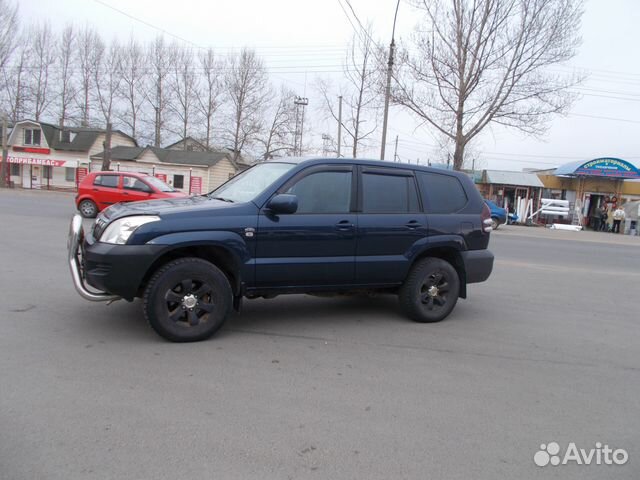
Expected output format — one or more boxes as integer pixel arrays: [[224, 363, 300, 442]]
[[0, 187, 76, 199], [494, 223, 640, 246]]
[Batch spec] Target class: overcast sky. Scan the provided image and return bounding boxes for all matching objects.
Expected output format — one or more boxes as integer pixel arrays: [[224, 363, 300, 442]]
[[16, 0, 640, 170]]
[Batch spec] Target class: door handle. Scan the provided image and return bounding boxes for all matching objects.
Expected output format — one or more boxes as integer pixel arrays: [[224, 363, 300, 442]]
[[405, 220, 422, 229], [335, 220, 354, 231]]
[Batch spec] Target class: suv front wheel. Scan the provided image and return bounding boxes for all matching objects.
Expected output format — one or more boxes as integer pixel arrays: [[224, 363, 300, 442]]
[[143, 258, 232, 342], [399, 257, 460, 323]]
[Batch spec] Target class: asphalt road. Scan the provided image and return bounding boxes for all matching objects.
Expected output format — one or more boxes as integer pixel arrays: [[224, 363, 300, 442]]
[[1, 189, 638, 480]]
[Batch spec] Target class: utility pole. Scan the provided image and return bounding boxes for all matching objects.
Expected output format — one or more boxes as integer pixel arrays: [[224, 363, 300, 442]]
[[393, 135, 399, 162], [380, 0, 400, 161], [101, 122, 112, 171], [321, 134, 333, 157], [293, 97, 309, 156], [1, 115, 8, 188], [337, 95, 343, 158]]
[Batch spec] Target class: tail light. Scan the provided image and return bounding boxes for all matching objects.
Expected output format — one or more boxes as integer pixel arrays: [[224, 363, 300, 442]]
[[481, 202, 492, 233]]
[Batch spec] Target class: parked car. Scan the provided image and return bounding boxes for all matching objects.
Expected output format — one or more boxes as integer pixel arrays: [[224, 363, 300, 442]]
[[484, 199, 517, 229], [68, 158, 495, 342], [75, 171, 187, 218]]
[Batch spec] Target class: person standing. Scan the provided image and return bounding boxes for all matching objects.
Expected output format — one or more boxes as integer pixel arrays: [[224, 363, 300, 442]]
[[612, 205, 625, 234], [599, 204, 609, 232]]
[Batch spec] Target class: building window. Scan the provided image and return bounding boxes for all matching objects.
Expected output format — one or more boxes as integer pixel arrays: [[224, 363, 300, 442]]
[[173, 174, 184, 189], [43, 166, 53, 180], [24, 128, 42, 146], [65, 167, 75, 182], [10, 164, 20, 176]]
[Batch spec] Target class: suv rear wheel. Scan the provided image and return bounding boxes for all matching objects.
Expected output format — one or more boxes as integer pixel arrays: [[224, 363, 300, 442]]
[[143, 258, 232, 342], [399, 257, 460, 323]]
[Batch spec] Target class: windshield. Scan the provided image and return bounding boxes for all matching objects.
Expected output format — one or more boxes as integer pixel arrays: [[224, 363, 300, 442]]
[[145, 176, 175, 192], [210, 162, 296, 203]]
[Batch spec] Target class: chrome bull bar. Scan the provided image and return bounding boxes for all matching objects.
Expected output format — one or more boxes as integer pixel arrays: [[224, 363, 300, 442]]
[[67, 214, 120, 302]]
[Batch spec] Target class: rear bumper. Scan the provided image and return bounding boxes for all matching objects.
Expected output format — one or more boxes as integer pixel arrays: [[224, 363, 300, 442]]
[[461, 249, 494, 284]]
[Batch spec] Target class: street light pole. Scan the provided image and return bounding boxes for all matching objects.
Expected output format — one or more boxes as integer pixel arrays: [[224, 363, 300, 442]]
[[380, 0, 401, 161]]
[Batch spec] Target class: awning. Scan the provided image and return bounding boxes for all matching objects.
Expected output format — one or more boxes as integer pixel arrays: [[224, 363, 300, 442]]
[[554, 157, 640, 179], [483, 170, 544, 188]]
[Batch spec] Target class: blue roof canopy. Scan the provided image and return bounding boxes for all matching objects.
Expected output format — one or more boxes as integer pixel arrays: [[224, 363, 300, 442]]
[[555, 157, 640, 179]]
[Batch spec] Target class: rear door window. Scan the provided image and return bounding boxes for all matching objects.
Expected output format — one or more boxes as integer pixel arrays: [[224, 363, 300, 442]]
[[361, 172, 420, 213], [416, 172, 467, 213], [94, 175, 120, 188]]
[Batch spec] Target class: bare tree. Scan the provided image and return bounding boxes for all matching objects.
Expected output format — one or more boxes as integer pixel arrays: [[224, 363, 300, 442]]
[[393, 0, 583, 170], [28, 22, 56, 121], [56, 24, 75, 128], [76, 26, 101, 126], [93, 38, 122, 125], [0, 0, 18, 74], [117, 36, 147, 139], [168, 45, 198, 144], [224, 49, 270, 162], [1, 36, 29, 122], [195, 47, 222, 149], [257, 86, 297, 160], [146, 35, 175, 147], [318, 29, 381, 158]]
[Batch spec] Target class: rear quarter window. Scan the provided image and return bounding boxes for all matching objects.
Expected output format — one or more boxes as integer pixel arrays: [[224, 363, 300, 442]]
[[416, 172, 468, 213]]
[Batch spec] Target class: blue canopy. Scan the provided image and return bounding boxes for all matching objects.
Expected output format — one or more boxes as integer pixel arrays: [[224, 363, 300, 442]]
[[554, 157, 640, 179]]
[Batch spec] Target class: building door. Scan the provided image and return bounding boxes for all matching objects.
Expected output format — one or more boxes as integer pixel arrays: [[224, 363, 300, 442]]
[[21, 164, 29, 188]]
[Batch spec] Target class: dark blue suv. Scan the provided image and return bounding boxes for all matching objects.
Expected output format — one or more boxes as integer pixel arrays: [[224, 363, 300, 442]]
[[68, 158, 494, 342]]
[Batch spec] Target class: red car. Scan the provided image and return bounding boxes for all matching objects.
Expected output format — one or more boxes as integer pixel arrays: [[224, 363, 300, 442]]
[[76, 171, 188, 218]]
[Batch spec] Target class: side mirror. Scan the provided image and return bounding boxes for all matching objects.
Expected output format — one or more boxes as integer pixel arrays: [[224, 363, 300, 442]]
[[267, 194, 298, 214]]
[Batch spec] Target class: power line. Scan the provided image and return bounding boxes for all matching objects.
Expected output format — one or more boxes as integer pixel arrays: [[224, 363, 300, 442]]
[[92, 0, 202, 48]]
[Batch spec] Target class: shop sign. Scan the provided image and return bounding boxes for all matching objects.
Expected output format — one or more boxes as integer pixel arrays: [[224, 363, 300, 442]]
[[575, 158, 640, 178], [155, 173, 167, 183], [0, 155, 79, 168]]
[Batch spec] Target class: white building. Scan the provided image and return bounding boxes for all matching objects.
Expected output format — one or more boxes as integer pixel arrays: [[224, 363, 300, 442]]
[[2, 120, 137, 190], [90, 146, 243, 194]]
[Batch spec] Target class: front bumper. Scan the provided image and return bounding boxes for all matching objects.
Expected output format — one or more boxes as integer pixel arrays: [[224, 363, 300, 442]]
[[67, 214, 120, 302], [68, 214, 166, 301], [461, 249, 494, 284]]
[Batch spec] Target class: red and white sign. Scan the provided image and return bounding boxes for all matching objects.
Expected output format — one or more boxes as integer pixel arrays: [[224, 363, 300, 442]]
[[155, 173, 167, 183], [76, 167, 88, 183], [0, 155, 79, 168], [190, 176, 202, 195], [13, 146, 51, 155]]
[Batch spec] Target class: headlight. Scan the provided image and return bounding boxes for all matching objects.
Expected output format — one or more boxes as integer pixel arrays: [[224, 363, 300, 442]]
[[100, 216, 160, 245]]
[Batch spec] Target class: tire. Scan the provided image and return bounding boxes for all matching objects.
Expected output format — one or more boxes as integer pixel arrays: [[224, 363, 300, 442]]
[[491, 217, 500, 230], [78, 199, 98, 218], [399, 257, 460, 323], [143, 258, 233, 342]]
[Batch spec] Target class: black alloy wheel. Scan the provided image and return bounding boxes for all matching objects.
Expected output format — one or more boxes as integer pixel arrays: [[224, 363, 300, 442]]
[[144, 258, 232, 342], [399, 257, 460, 323]]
